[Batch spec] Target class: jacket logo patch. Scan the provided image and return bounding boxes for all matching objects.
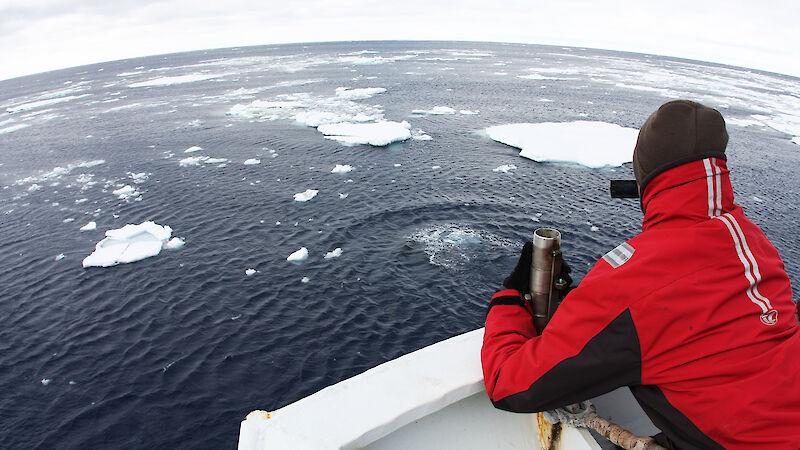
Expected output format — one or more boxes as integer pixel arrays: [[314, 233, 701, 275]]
[[603, 242, 635, 269]]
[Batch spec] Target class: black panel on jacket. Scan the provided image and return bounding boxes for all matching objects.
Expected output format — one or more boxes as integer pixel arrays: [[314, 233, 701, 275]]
[[492, 309, 642, 412], [487, 294, 526, 313], [630, 385, 724, 450]]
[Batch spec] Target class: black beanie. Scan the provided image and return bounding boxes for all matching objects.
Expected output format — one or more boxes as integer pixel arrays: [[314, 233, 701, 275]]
[[633, 100, 728, 197]]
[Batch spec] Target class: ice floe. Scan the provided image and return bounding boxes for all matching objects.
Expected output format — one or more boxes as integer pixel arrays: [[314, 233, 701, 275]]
[[14, 160, 105, 186], [301, 277, 310, 283], [412, 106, 456, 115], [245, 268, 257, 276], [6, 94, 91, 114], [331, 164, 353, 174], [334, 87, 387, 100], [112, 185, 140, 200], [411, 129, 432, 140], [227, 87, 386, 126], [128, 172, 150, 183], [287, 247, 309, 264], [82, 222, 180, 268], [128, 73, 229, 88], [179, 155, 227, 167], [485, 121, 639, 168], [244, 159, 261, 165], [164, 237, 185, 250], [317, 121, 411, 146], [0, 123, 30, 134], [80, 221, 97, 232], [324, 248, 343, 259], [493, 164, 517, 173], [294, 190, 319, 202]]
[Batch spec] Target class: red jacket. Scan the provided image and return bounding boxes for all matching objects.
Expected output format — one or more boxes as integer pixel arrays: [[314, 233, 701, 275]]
[[482, 158, 800, 449]]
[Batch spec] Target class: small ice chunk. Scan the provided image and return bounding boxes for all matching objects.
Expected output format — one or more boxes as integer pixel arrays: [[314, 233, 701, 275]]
[[82, 221, 178, 268], [792, 136, 800, 145], [63, 218, 75, 223], [339, 193, 349, 199], [334, 87, 387, 100], [486, 121, 639, 168], [317, 121, 411, 147], [179, 156, 209, 167], [112, 185, 140, 200], [205, 157, 228, 164], [591, 225, 600, 232], [245, 268, 257, 276], [294, 189, 319, 202], [41, 379, 51, 386], [492, 164, 517, 173], [301, 276, 310, 283], [287, 247, 309, 264], [460, 110, 479, 115], [431, 165, 442, 170], [128, 172, 149, 183], [331, 164, 354, 174], [80, 221, 97, 232], [75, 198, 89, 204], [324, 248, 343, 259], [244, 158, 261, 165], [164, 237, 185, 250], [28, 184, 42, 192], [184, 146, 203, 153], [412, 129, 432, 140], [394, 163, 402, 167], [55, 253, 66, 261], [412, 106, 457, 115]]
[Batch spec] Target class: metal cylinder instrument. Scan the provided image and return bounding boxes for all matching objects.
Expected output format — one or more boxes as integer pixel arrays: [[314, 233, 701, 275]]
[[529, 228, 564, 334]]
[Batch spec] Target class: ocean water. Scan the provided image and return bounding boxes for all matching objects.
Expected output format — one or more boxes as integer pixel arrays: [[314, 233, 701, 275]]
[[1, 41, 798, 449]]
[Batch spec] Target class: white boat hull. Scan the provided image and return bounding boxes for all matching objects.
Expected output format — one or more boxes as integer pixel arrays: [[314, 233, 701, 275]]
[[238, 328, 655, 449]]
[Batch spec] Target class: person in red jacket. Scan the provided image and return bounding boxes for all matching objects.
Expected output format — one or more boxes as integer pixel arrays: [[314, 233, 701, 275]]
[[481, 100, 800, 449]]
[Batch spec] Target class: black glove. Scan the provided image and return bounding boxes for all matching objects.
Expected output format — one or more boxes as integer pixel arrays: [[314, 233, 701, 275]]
[[503, 241, 533, 293], [503, 241, 574, 297]]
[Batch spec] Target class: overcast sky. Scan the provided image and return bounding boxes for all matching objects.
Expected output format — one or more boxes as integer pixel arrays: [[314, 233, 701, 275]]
[[1, 0, 798, 82]]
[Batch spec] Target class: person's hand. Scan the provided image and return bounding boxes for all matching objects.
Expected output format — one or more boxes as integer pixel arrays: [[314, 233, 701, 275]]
[[503, 241, 533, 294], [503, 242, 574, 297]]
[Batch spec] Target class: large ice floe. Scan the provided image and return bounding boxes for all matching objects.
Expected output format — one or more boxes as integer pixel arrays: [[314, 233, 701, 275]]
[[485, 121, 640, 168], [82, 222, 183, 268], [318, 121, 411, 146]]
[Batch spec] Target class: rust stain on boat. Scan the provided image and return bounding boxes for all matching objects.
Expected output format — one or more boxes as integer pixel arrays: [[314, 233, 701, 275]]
[[536, 412, 562, 450]]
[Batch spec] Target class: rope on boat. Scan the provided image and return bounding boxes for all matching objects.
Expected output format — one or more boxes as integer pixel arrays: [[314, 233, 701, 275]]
[[543, 401, 667, 450]]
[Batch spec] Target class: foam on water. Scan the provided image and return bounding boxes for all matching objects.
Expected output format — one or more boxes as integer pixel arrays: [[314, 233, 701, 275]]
[[409, 224, 516, 269]]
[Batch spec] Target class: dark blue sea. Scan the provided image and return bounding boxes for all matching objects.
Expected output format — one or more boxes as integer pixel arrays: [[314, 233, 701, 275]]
[[1, 41, 798, 449]]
